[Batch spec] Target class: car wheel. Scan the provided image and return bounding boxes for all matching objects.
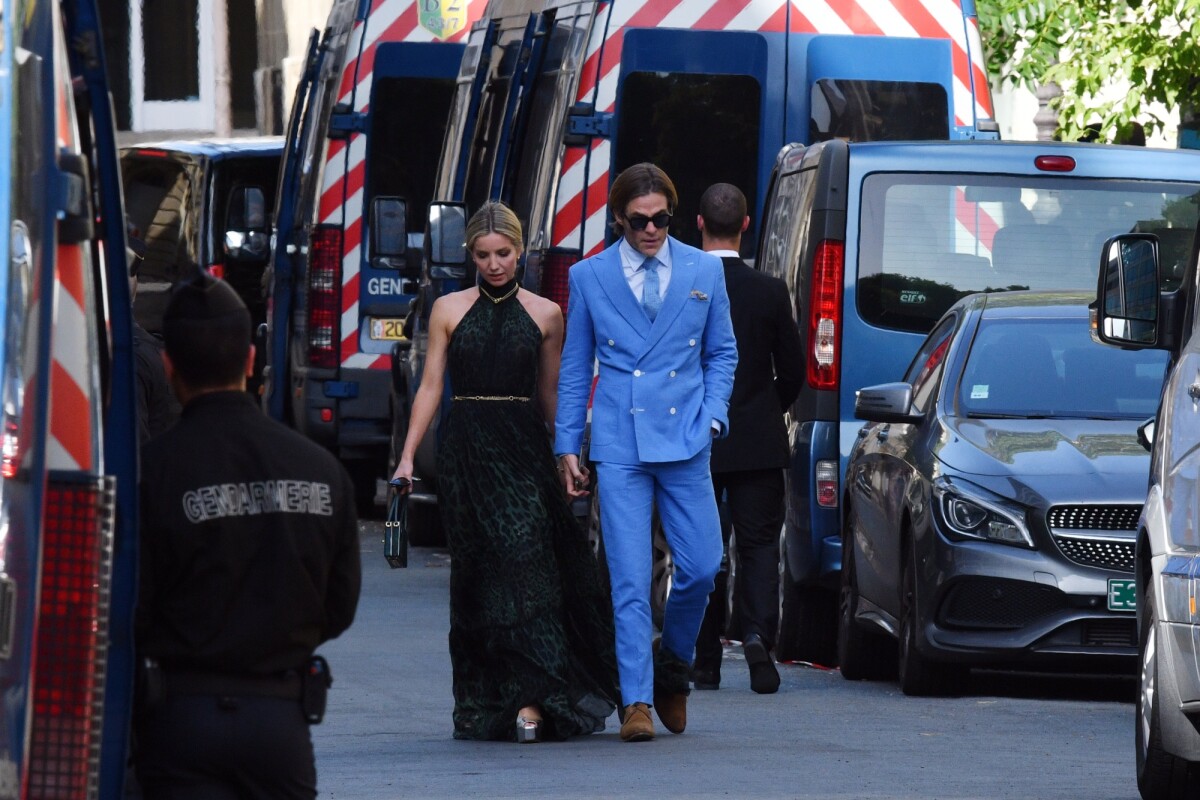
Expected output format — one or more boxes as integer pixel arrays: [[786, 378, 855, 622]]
[[724, 527, 744, 642], [775, 528, 836, 665], [650, 517, 672, 632], [898, 540, 966, 696], [1136, 580, 1200, 798], [838, 515, 897, 680]]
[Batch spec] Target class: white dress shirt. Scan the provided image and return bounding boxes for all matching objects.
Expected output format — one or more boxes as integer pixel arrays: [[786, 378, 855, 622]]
[[619, 237, 673, 305]]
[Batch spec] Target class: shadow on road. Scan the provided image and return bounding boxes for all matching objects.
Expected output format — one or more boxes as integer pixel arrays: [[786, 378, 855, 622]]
[[968, 668, 1134, 703]]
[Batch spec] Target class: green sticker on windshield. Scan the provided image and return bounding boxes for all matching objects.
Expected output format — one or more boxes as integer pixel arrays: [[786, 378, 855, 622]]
[[971, 385, 989, 399]]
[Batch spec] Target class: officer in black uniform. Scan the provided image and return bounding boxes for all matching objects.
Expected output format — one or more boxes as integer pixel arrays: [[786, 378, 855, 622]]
[[135, 273, 362, 800]]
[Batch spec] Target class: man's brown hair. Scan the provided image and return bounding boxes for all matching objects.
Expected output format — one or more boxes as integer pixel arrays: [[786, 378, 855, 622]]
[[608, 163, 679, 234]]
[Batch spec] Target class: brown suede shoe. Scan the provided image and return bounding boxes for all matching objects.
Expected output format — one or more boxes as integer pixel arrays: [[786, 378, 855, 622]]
[[620, 703, 655, 742], [653, 686, 687, 734], [652, 639, 689, 734]]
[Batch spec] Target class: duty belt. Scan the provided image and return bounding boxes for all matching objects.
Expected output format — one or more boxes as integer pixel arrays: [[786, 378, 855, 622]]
[[165, 669, 302, 700]]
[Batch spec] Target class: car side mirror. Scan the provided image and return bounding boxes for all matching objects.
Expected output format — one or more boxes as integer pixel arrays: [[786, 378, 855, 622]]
[[427, 202, 468, 280], [224, 186, 269, 261], [854, 382, 921, 424], [1094, 233, 1160, 347], [1137, 417, 1156, 453], [370, 196, 420, 277]]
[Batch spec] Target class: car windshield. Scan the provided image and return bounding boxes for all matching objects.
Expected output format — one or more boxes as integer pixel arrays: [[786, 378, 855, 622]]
[[956, 314, 1169, 419]]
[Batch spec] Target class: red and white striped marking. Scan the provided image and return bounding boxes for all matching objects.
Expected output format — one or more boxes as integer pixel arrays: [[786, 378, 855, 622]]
[[46, 15, 99, 472], [320, 0, 995, 370], [323, 0, 484, 370], [552, 0, 995, 258]]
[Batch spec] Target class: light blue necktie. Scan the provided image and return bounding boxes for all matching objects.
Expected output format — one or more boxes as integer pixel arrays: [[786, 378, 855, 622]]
[[641, 257, 662, 322]]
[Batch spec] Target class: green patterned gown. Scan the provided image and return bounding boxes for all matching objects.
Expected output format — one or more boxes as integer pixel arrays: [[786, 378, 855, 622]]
[[437, 282, 618, 741]]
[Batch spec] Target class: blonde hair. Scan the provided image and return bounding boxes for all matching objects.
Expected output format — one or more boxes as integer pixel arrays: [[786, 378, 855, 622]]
[[466, 201, 524, 254]]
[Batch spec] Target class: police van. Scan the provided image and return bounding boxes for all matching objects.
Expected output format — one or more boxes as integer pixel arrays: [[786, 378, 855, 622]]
[[399, 0, 998, 539], [1, 0, 140, 794], [757, 138, 1200, 665], [262, 0, 487, 504]]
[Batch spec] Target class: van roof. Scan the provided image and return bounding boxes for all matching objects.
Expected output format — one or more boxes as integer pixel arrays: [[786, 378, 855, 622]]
[[842, 139, 1200, 179], [120, 136, 286, 159]]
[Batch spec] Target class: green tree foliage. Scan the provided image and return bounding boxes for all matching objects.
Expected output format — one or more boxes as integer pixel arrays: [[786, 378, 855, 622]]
[[977, 0, 1200, 142]]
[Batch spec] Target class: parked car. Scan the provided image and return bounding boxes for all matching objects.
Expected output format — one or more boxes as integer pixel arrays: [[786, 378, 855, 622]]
[[1094, 234, 1200, 798], [842, 290, 1168, 695], [121, 137, 284, 394]]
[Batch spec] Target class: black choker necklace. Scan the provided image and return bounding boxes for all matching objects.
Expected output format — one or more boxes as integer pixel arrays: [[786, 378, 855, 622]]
[[480, 278, 519, 304]]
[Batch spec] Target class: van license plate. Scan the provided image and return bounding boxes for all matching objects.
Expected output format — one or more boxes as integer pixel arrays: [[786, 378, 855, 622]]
[[369, 318, 406, 341], [1108, 578, 1136, 612]]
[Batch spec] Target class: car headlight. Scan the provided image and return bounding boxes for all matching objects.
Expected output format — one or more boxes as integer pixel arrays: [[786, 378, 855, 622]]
[[933, 477, 1033, 548]]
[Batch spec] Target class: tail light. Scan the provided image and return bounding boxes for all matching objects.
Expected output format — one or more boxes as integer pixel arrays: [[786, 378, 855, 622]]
[[308, 226, 343, 369], [28, 477, 116, 799], [539, 250, 579, 317], [808, 240, 844, 390], [815, 460, 838, 508], [206, 263, 225, 280]]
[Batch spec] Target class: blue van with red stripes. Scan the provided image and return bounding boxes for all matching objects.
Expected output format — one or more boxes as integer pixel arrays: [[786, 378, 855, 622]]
[[0, 0, 140, 793]]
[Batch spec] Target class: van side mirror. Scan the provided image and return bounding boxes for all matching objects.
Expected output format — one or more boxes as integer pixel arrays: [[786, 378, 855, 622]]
[[224, 186, 269, 261], [1094, 233, 1160, 347], [427, 202, 468, 280], [370, 196, 419, 276]]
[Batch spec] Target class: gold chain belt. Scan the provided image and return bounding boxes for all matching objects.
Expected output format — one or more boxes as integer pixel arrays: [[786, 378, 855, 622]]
[[452, 395, 530, 402]]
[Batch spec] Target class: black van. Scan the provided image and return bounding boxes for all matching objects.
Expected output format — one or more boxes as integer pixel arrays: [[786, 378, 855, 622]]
[[121, 137, 284, 341]]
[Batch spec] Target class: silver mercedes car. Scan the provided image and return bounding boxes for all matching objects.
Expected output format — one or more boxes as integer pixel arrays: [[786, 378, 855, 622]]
[[1094, 231, 1200, 799]]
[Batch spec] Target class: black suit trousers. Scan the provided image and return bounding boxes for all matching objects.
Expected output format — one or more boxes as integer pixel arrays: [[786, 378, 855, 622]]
[[695, 468, 785, 670]]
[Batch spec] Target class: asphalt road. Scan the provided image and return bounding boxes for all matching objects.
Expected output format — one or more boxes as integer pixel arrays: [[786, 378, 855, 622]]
[[312, 524, 1137, 800]]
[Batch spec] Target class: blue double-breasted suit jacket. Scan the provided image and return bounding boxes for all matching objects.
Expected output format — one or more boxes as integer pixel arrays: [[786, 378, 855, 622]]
[[555, 237, 738, 465]]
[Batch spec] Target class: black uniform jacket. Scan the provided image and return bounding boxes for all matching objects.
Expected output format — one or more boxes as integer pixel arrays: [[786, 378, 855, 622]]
[[138, 391, 362, 675], [710, 256, 805, 473]]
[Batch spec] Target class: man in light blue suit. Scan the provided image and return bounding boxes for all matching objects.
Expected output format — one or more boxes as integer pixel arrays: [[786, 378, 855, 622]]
[[555, 163, 737, 743]]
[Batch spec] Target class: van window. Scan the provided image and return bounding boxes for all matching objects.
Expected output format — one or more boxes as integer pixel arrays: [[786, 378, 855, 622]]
[[614, 73, 761, 251], [810, 79, 948, 142], [462, 34, 525, 214], [123, 159, 194, 287], [857, 173, 1200, 333], [367, 76, 456, 235], [505, 15, 588, 242], [759, 165, 817, 319]]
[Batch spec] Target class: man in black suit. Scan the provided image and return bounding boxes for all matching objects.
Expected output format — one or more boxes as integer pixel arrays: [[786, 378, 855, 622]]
[[692, 183, 803, 694]]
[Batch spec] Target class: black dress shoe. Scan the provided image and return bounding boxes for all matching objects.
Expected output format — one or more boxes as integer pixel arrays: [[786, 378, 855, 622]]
[[691, 668, 720, 690], [743, 634, 780, 695]]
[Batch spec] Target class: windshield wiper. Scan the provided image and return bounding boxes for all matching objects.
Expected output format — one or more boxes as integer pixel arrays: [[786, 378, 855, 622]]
[[965, 412, 1049, 419]]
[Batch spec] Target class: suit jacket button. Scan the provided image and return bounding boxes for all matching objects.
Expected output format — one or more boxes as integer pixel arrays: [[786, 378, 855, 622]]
[[689, 339, 696, 346], [670, 407, 677, 414], [669, 370, 676, 378], [633, 369, 642, 377], [608, 339, 615, 345]]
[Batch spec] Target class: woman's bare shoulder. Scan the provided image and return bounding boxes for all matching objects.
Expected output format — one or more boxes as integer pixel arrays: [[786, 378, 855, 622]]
[[519, 291, 563, 325], [431, 288, 479, 329]]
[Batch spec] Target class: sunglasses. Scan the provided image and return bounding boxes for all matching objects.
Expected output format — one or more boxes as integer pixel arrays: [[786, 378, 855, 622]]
[[626, 212, 672, 231]]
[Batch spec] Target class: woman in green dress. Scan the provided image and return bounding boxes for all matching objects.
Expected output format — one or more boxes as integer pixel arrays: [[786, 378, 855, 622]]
[[392, 202, 618, 742]]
